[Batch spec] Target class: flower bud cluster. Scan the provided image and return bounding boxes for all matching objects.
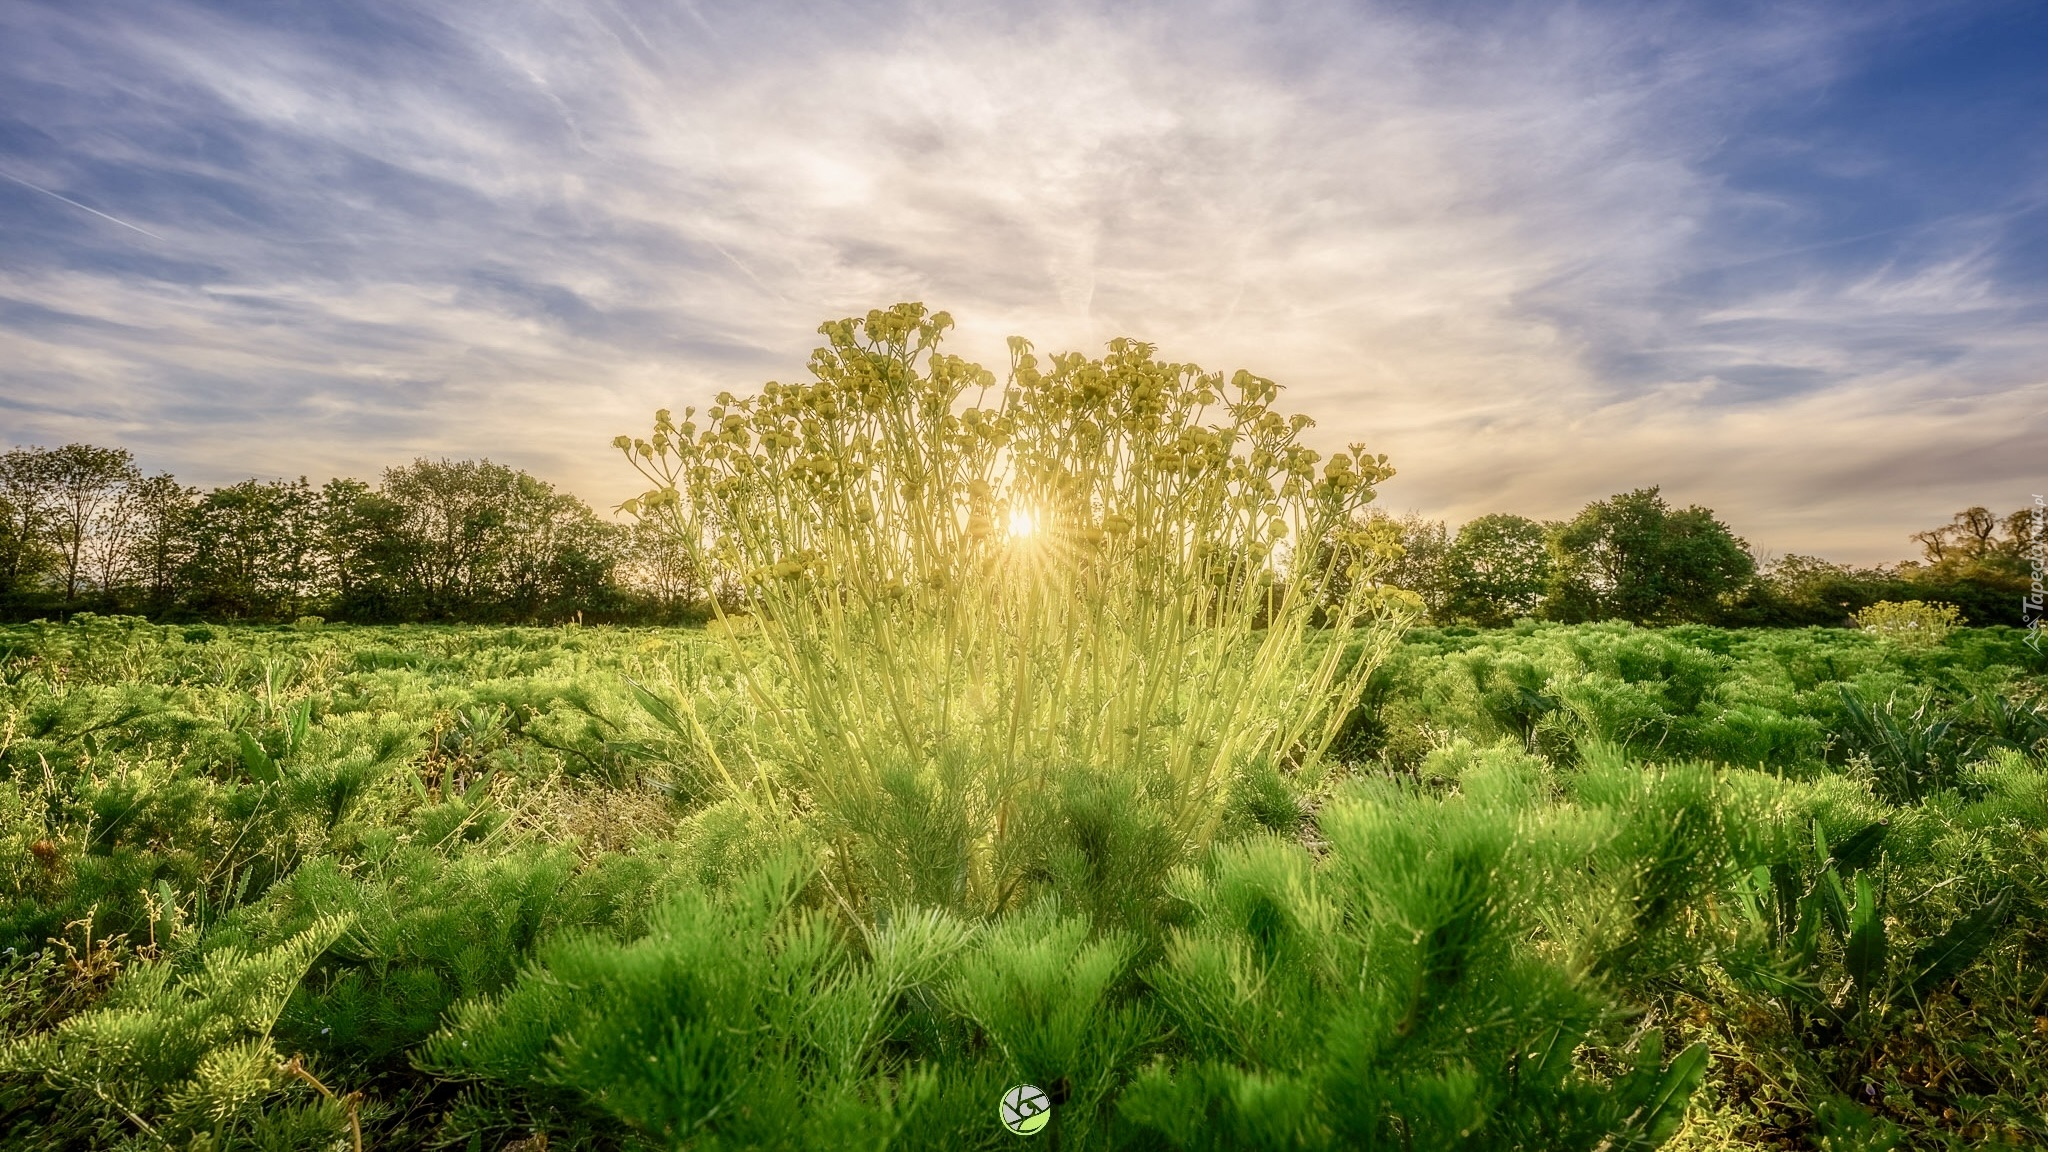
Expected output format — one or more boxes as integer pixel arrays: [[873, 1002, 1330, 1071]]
[[614, 304, 1396, 617]]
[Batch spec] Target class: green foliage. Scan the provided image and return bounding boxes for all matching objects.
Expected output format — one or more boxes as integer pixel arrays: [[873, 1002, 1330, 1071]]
[[0, 618, 2041, 1147], [6, 276, 2048, 1152], [178, 478, 323, 621], [619, 305, 1414, 918], [423, 852, 982, 1149], [0, 448, 655, 625], [1715, 810, 2020, 1152], [1, 917, 354, 1149], [1545, 487, 1755, 625], [1833, 685, 1977, 803], [1119, 782, 1716, 1151], [1442, 513, 1554, 627], [1853, 599, 1962, 649]]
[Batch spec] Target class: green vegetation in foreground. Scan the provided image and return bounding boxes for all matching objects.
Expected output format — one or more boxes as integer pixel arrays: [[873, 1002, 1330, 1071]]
[[3, 307, 2045, 1150], [0, 617, 2042, 1150]]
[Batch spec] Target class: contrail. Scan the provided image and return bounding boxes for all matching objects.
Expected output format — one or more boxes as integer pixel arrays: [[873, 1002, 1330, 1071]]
[[705, 236, 787, 302], [0, 170, 167, 242]]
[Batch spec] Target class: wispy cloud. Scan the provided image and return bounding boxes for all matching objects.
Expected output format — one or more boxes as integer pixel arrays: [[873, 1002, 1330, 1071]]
[[0, 170, 169, 241], [1, 0, 2041, 562]]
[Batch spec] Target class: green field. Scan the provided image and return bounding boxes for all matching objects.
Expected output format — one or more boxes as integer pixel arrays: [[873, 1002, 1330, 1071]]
[[1, 616, 2043, 1150]]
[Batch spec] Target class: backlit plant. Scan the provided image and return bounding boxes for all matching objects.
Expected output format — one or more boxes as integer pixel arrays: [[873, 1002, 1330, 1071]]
[[618, 303, 1413, 913], [1853, 598, 1962, 649]]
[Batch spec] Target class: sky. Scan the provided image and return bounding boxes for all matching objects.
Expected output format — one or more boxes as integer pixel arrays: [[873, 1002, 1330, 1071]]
[[1, 0, 2043, 565]]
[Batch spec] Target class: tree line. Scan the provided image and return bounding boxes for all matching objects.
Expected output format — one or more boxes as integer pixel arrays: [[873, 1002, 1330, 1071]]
[[1355, 487, 2041, 629], [1, 442, 2034, 628], [0, 444, 705, 623]]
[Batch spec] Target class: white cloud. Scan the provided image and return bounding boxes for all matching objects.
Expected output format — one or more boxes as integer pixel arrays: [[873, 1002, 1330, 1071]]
[[1, 0, 2041, 563]]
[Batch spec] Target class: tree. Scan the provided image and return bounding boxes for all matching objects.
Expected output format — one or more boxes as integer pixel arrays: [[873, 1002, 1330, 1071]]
[[1385, 513, 1452, 618], [374, 458, 623, 620], [180, 479, 319, 619], [318, 478, 410, 619], [85, 480, 145, 597], [1910, 506, 2000, 563], [379, 459, 516, 613], [1892, 505, 2040, 626], [0, 448, 59, 600], [621, 519, 708, 610], [1763, 554, 1892, 625], [1311, 511, 1448, 620], [1441, 513, 1552, 626], [485, 469, 620, 619], [123, 474, 197, 609], [36, 444, 142, 600], [1545, 487, 1753, 624]]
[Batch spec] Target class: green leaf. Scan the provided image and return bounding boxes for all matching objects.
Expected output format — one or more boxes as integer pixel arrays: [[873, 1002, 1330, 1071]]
[[284, 697, 312, 756], [1613, 1039, 1709, 1149], [1818, 868, 1851, 941], [1791, 887, 1826, 975], [1830, 819, 1888, 874], [1906, 888, 2014, 999], [1732, 867, 1771, 933], [235, 730, 281, 783], [1769, 860, 1801, 940], [1814, 1094, 1903, 1152], [625, 676, 686, 737], [1843, 874, 1886, 1004], [1521, 1024, 1579, 1087]]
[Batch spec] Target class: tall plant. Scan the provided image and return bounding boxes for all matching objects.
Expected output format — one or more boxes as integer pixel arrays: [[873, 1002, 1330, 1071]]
[[619, 304, 1413, 913]]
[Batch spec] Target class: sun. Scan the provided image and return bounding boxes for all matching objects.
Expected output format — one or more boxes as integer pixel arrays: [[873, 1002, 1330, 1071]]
[[1007, 509, 1036, 539]]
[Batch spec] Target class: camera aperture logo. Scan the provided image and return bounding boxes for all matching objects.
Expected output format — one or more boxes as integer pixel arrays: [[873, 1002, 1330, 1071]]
[[1000, 1083, 1051, 1135]]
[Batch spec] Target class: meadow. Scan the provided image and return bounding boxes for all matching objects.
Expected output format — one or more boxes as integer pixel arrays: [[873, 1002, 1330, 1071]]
[[3, 307, 2046, 1151], [0, 615, 2043, 1150]]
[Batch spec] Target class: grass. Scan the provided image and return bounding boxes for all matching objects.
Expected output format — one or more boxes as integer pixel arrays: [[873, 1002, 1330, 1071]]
[[0, 300, 2040, 1151], [0, 615, 2040, 1149]]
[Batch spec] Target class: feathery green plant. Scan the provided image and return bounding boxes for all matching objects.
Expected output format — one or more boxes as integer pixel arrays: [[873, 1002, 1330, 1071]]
[[618, 304, 1414, 914], [2, 916, 355, 1148], [1833, 685, 1977, 802]]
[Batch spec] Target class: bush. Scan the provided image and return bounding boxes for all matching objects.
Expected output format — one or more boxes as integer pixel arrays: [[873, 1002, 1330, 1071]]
[[617, 305, 1414, 918], [1854, 599, 1962, 649]]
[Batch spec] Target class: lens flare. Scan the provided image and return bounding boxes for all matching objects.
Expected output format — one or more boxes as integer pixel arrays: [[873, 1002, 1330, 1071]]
[[1007, 509, 1036, 539]]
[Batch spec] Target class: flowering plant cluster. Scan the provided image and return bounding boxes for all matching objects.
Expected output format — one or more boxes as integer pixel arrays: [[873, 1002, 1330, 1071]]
[[1854, 598, 1963, 649], [619, 303, 1412, 912]]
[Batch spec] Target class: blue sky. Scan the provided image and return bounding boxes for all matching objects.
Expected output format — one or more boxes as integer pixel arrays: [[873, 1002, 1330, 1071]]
[[1, 0, 2042, 563]]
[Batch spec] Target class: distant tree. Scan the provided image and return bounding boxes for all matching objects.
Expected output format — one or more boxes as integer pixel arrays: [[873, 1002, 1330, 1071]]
[[85, 479, 150, 598], [0, 450, 59, 600], [318, 478, 409, 618], [1375, 512, 1452, 618], [123, 474, 197, 609], [1719, 553, 1905, 628], [1999, 506, 2044, 558], [1905, 505, 2040, 572], [1910, 506, 2000, 563], [1441, 513, 1552, 626], [180, 479, 319, 619], [379, 459, 516, 613], [1892, 504, 2039, 626], [374, 459, 624, 621], [489, 473, 620, 618], [1313, 511, 1450, 619], [32, 444, 142, 601], [1545, 487, 1754, 624], [622, 519, 707, 611]]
